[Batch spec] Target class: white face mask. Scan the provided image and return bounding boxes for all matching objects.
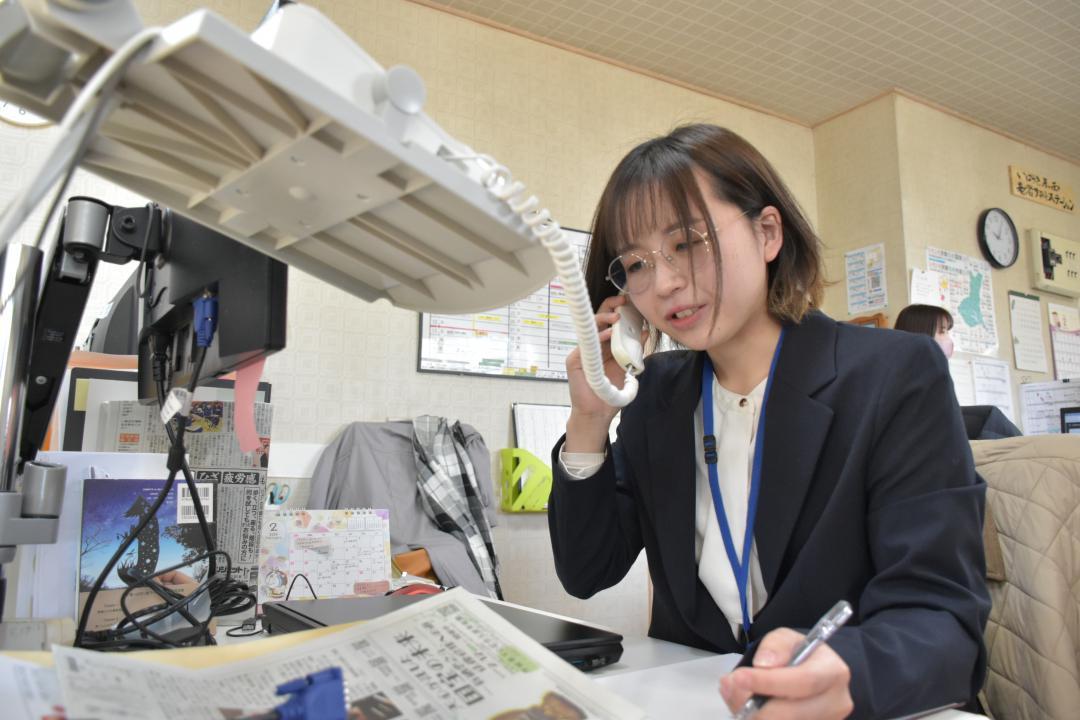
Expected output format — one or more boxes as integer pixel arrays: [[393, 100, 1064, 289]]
[[934, 325, 954, 359]]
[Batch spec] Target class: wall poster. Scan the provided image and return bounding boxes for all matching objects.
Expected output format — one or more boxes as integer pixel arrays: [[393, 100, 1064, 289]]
[[925, 247, 998, 355]]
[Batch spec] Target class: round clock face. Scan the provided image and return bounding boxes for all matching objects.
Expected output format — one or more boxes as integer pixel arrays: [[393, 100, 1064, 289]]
[[978, 208, 1019, 268], [0, 100, 50, 129]]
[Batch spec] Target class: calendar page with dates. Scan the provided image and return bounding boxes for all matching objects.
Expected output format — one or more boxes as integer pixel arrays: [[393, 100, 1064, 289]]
[[257, 508, 391, 605]]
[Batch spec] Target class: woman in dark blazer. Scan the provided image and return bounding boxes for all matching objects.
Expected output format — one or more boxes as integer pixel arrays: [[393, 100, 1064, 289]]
[[548, 125, 989, 719]]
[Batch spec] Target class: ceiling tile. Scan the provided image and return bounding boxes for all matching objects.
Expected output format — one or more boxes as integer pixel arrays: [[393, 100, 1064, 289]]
[[418, 0, 1080, 162]]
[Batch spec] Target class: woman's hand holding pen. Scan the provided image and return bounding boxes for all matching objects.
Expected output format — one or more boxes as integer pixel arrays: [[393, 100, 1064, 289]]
[[718, 627, 854, 719], [564, 295, 631, 452]]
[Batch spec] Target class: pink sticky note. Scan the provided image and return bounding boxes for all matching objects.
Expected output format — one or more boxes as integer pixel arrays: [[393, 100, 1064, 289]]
[[234, 356, 265, 453]]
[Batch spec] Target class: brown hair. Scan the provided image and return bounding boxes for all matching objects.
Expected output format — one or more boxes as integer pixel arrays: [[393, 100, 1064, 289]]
[[583, 124, 825, 323], [894, 304, 954, 336]]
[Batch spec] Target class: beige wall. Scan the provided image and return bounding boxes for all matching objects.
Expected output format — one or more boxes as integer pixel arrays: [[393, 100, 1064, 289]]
[[813, 95, 907, 320], [815, 90, 1080, 418], [894, 95, 1080, 401]]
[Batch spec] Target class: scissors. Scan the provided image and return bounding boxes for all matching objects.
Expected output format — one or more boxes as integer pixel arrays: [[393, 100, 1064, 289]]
[[267, 482, 291, 505]]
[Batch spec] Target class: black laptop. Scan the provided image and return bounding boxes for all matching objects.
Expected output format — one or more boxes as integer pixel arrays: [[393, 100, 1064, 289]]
[[262, 594, 624, 671]]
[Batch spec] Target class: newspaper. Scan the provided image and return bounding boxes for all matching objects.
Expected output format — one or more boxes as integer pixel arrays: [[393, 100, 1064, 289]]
[[51, 589, 646, 720], [102, 400, 273, 467], [98, 400, 272, 589], [0, 656, 65, 720]]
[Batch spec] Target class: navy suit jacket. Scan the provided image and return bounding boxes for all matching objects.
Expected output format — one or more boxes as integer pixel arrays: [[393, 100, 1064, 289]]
[[549, 311, 990, 719]]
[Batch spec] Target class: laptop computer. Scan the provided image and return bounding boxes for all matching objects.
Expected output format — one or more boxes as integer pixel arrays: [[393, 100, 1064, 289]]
[[262, 594, 624, 671]]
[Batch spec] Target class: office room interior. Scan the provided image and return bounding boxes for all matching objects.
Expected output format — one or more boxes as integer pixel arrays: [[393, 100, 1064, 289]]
[[0, 0, 1078, 718]]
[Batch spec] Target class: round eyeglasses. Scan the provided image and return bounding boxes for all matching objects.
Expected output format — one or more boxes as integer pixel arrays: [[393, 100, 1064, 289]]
[[606, 212, 749, 295], [606, 227, 712, 295]]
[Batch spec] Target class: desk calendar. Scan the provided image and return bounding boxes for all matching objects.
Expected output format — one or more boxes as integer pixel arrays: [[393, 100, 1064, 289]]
[[257, 508, 391, 605]]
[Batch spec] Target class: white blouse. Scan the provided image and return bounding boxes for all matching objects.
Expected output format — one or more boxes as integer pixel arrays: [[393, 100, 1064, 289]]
[[560, 376, 767, 638]]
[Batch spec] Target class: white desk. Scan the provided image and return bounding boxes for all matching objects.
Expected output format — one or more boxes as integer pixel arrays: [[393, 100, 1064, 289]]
[[590, 635, 716, 676], [592, 636, 985, 720]]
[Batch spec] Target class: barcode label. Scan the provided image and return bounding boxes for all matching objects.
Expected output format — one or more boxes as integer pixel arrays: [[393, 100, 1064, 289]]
[[179, 485, 212, 500], [177, 482, 214, 524]]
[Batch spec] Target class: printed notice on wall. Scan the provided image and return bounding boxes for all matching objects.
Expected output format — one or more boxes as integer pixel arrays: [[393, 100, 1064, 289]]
[[949, 356, 1016, 423], [1008, 291, 1048, 373], [1020, 380, 1080, 435], [947, 357, 977, 407], [418, 229, 590, 381], [926, 247, 998, 355], [1048, 302, 1080, 380], [972, 357, 1016, 423], [845, 244, 887, 315], [909, 268, 948, 308]]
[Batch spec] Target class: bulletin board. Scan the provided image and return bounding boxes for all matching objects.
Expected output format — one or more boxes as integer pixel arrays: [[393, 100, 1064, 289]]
[[417, 228, 591, 381]]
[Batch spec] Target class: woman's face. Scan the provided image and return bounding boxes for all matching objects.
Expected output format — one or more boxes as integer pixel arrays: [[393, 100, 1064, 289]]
[[934, 320, 954, 358], [620, 170, 782, 352]]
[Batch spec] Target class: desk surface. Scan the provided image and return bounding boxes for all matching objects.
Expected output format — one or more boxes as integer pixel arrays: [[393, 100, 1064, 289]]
[[590, 635, 716, 677], [590, 636, 985, 720]]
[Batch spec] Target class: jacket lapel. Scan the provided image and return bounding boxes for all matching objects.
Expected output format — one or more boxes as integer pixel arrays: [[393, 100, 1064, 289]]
[[644, 351, 738, 648], [644, 354, 704, 608], [755, 313, 837, 595]]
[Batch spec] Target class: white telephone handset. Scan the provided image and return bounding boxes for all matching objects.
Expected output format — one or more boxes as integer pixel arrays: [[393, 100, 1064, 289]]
[[610, 303, 646, 376]]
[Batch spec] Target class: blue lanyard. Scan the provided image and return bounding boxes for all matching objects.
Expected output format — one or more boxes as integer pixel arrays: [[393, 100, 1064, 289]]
[[701, 328, 785, 640]]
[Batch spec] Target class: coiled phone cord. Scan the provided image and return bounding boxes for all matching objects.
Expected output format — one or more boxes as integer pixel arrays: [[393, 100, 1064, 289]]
[[452, 153, 639, 407]]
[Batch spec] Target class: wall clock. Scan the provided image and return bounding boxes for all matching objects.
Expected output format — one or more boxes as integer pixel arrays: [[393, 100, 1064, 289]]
[[978, 207, 1019, 269]]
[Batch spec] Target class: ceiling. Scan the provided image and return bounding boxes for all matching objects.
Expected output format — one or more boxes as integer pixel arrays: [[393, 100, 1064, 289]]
[[414, 0, 1080, 164]]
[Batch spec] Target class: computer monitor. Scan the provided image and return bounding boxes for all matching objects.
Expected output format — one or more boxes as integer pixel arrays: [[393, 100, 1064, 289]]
[[86, 271, 140, 355], [136, 210, 288, 402], [1060, 407, 1080, 434]]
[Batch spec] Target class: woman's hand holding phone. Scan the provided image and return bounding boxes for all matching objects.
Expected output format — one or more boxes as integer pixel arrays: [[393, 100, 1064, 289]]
[[564, 295, 640, 452]]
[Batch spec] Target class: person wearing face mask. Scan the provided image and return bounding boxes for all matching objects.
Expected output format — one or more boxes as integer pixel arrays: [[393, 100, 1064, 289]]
[[547, 125, 989, 719], [894, 304, 955, 358], [894, 305, 1020, 441]]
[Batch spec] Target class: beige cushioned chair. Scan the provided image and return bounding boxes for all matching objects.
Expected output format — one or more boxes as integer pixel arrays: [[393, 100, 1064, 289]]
[[972, 435, 1080, 720]]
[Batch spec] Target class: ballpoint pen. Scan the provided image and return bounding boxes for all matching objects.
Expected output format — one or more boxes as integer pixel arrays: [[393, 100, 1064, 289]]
[[733, 600, 854, 720]]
